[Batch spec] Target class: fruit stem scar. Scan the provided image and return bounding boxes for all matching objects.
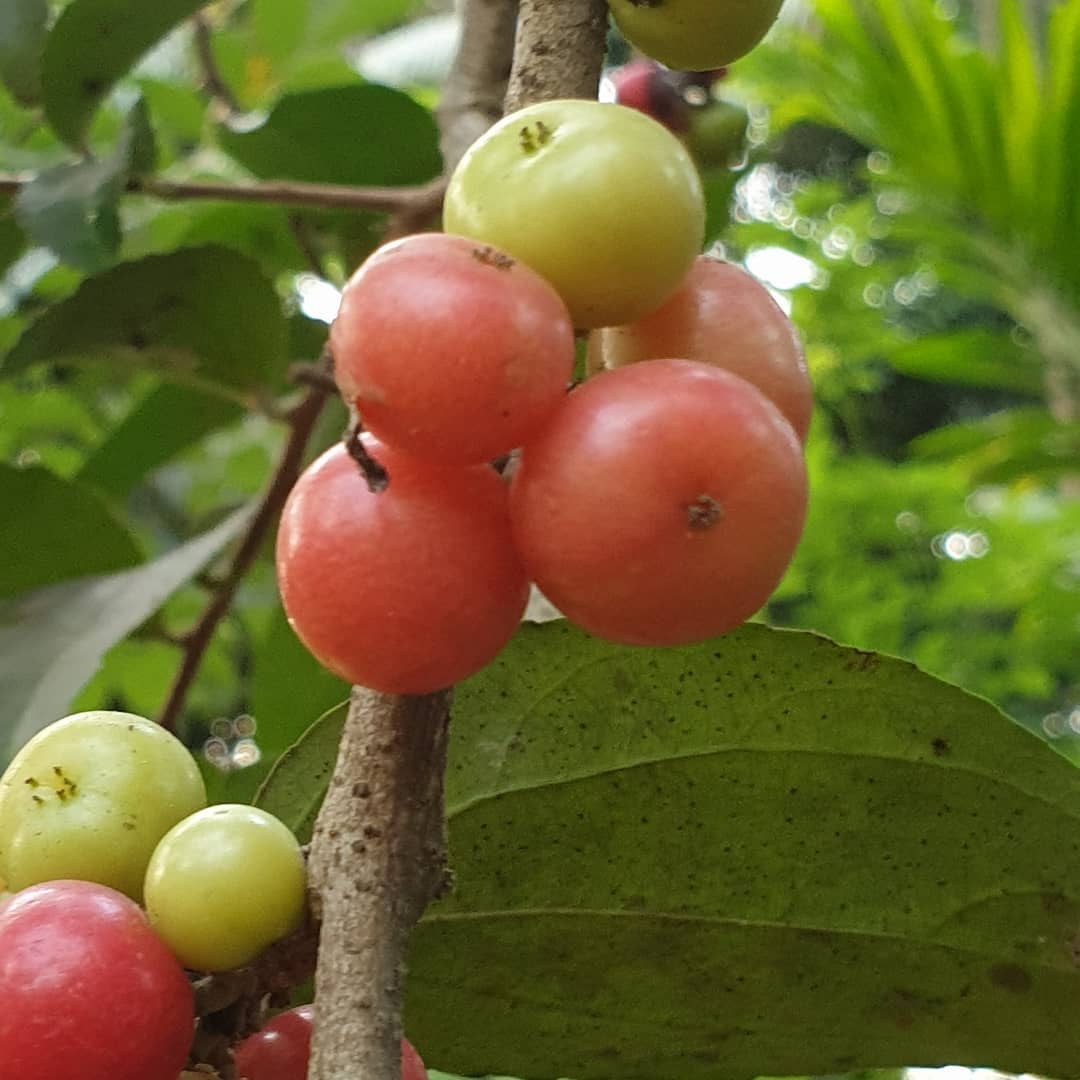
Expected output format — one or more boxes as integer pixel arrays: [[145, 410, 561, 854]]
[[686, 493, 723, 530]]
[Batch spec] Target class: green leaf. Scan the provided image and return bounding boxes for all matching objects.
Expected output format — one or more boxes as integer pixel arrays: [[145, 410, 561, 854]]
[[399, 621, 1080, 1080], [252, 0, 311, 67], [220, 84, 442, 186], [0, 505, 251, 764], [0, 0, 47, 105], [0, 463, 140, 601], [40, 0, 204, 148], [13, 98, 156, 271], [886, 327, 1044, 395], [308, 0, 424, 46], [2, 246, 288, 397], [0, 203, 27, 277], [77, 382, 243, 497], [14, 157, 123, 272], [910, 408, 1080, 486], [253, 701, 347, 842], [249, 607, 350, 758]]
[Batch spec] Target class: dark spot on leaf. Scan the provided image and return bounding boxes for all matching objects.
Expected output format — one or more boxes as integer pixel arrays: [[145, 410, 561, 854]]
[[931, 736, 950, 756], [1042, 892, 1068, 915], [82, 78, 104, 97], [989, 963, 1032, 993]]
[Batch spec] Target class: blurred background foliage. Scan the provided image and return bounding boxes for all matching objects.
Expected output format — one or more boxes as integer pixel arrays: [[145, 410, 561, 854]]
[[1, 0, 1077, 779]]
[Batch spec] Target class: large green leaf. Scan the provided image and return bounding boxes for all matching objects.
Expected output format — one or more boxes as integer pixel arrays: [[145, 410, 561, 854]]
[[254, 701, 347, 842], [0, 0, 47, 105], [40, 0, 204, 148], [1, 246, 288, 398], [77, 383, 243, 497], [408, 622, 1080, 1079], [0, 463, 141, 601], [220, 84, 442, 186], [242, 606, 350, 793], [255, 620, 1080, 1077], [0, 506, 251, 764]]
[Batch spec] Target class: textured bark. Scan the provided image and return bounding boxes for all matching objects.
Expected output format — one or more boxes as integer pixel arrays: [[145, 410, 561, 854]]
[[304, 4, 609, 1079], [504, 0, 608, 112], [306, 689, 451, 1080], [437, 0, 519, 171]]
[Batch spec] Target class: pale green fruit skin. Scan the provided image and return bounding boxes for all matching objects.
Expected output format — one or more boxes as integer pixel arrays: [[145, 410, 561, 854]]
[[0, 711, 207, 900], [444, 99, 705, 329], [144, 804, 306, 972], [610, 0, 785, 70]]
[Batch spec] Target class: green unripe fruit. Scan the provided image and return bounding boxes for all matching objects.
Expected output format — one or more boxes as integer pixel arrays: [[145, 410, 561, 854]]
[[609, 0, 785, 71], [0, 711, 207, 900], [144, 804, 307, 971], [690, 99, 750, 169]]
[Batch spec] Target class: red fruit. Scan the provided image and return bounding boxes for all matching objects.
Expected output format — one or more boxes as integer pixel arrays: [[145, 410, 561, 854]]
[[607, 60, 690, 132], [0, 880, 194, 1080], [401, 1036, 428, 1080], [589, 256, 812, 441], [233, 1004, 428, 1080], [331, 233, 575, 465], [276, 439, 529, 694], [510, 359, 807, 646]]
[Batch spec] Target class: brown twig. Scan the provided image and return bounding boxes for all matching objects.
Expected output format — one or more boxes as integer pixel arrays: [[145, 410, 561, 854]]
[[192, 13, 243, 120], [307, 688, 453, 1080], [504, 0, 608, 111], [188, 915, 321, 1077], [437, 0, 519, 171], [0, 172, 447, 215], [156, 385, 330, 734], [303, 5, 609, 1080]]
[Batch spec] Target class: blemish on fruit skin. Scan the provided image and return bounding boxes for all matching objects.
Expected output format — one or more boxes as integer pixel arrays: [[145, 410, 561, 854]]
[[518, 120, 554, 155], [471, 246, 515, 271]]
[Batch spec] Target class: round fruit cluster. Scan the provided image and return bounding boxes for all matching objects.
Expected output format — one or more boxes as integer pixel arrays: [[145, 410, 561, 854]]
[[277, 99, 809, 697], [0, 710, 374, 1080]]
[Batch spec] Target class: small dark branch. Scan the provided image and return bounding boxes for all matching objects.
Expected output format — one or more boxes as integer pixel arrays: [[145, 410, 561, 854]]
[[188, 915, 320, 1078], [307, 688, 452, 1080], [139, 174, 448, 213], [0, 173, 447, 214], [437, 0, 520, 171], [288, 362, 339, 396], [192, 13, 243, 119], [156, 386, 330, 734], [287, 213, 328, 276], [345, 424, 390, 493], [504, 0, 609, 112]]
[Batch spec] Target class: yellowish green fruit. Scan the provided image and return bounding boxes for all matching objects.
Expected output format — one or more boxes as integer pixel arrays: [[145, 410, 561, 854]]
[[0, 711, 207, 900], [144, 804, 306, 971], [444, 99, 704, 328], [610, 0, 785, 71]]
